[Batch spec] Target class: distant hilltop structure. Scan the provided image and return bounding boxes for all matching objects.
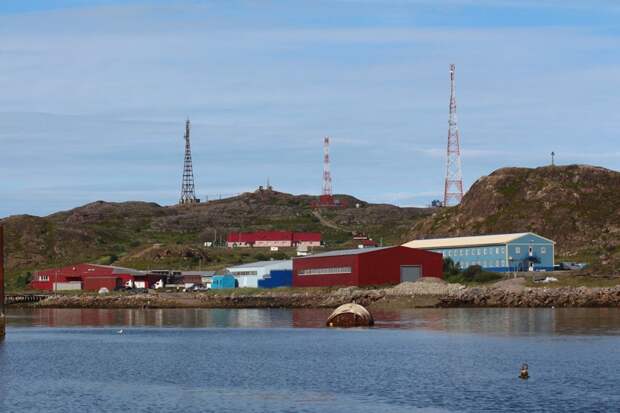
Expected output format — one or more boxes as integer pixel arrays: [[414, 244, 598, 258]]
[[179, 119, 200, 205], [313, 137, 346, 208], [226, 231, 322, 248], [443, 64, 464, 207]]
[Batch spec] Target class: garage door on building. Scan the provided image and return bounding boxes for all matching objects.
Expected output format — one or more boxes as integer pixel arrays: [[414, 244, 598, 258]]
[[400, 265, 421, 282]]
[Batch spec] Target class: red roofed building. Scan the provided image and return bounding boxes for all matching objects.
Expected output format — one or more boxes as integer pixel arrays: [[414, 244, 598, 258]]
[[227, 231, 322, 248], [30, 263, 158, 292]]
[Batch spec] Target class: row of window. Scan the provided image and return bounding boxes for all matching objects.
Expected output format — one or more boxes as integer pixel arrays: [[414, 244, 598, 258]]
[[442, 245, 548, 258], [232, 271, 258, 276], [38, 275, 49, 281], [442, 246, 506, 258], [454, 260, 506, 268], [298, 267, 352, 276]]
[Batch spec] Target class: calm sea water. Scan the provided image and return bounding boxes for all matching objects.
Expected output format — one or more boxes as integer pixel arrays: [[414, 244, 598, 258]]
[[2, 308, 620, 412]]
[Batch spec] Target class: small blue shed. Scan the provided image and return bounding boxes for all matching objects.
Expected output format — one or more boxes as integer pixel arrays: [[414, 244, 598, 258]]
[[258, 270, 292, 288], [211, 275, 238, 289]]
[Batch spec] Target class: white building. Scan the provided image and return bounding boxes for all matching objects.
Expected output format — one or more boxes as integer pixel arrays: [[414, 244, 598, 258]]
[[226, 260, 293, 288]]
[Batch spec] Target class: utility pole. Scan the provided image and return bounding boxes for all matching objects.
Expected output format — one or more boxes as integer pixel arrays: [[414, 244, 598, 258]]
[[443, 64, 464, 207], [322, 137, 333, 200], [179, 119, 199, 205], [551, 151, 555, 166]]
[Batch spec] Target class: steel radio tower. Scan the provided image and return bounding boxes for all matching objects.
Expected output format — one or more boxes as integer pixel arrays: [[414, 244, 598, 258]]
[[322, 136, 333, 198], [443, 64, 464, 207], [179, 119, 198, 205]]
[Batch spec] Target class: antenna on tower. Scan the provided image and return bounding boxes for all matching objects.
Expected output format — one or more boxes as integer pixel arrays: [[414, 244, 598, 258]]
[[179, 119, 199, 205], [443, 64, 464, 207], [322, 136, 333, 198]]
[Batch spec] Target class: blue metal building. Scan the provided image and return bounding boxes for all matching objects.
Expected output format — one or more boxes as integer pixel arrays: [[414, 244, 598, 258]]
[[258, 270, 293, 288], [403, 232, 555, 272], [211, 275, 238, 289]]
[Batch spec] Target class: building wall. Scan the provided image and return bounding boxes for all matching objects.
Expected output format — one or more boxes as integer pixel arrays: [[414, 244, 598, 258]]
[[30, 264, 142, 291], [293, 247, 442, 287], [430, 234, 555, 272], [432, 243, 508, 272], [293, 255, 359, 287], [258, 270, 293, 288], [212, 276, 237, 289], [83, 277, 121, 291], [507, 234, 555, 271], [254, 240, 292, 247], [358, 247, 443, 285]]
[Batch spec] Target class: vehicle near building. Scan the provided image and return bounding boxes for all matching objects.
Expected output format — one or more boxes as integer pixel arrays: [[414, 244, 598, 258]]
[[403, 232, 555, 272], [292, 246, 442, 287]]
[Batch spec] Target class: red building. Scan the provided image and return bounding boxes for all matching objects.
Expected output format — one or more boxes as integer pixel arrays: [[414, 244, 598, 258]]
[[292, 246, 443, 287], [30, 264, 155, 292], [227, 231, 322, 248]]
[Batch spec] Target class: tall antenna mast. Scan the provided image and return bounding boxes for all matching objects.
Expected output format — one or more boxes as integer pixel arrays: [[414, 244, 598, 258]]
[[322, 136, 333, 197], [443, 64, 464, 207], [179, 119, 199, 205]]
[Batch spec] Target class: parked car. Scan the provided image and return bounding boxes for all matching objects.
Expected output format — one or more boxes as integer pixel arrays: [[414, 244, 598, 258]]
[[184, 284, 208, 292], [559, 262, 588, 271]]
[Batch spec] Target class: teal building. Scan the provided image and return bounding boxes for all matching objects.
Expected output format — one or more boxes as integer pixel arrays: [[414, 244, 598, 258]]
[[404, 233, 555, 272]]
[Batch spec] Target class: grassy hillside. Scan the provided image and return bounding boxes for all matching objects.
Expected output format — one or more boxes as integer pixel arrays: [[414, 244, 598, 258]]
[[1, 189, 430, 289], [409, 164, 620, 275]]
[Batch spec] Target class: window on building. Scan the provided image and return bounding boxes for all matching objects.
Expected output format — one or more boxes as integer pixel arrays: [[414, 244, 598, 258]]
[[496, 260, 499, 267], [298, 267, 352, 276], [39, 275, 49, 281], [460, 249, 463, 256], [515, 247, 521, 254], [541, 247, 547, 254], [465, 249, 469, 256], [495, 247, 500, 254], [483, 248, 487, 255], [232, 271, 258, 276], [501, 260, 505, 266], [477, 248, 481, 255], [501, 247, 505, 254]]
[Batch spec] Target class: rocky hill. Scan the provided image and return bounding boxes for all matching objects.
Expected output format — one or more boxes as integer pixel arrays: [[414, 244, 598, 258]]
[[0, 189, 430, 287], [409, 165, 620, 274]]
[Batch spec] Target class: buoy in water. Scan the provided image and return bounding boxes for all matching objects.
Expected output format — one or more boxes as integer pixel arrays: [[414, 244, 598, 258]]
[[519, 363, 529, 379], [326, 303, 374, 327]]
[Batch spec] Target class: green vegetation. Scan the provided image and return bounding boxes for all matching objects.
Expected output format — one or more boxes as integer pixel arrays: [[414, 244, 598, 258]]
[[443, 258, 503, 284]]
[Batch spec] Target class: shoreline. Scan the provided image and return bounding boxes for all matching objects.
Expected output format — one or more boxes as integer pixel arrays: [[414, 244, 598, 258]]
[[14, 280, 620, 309]]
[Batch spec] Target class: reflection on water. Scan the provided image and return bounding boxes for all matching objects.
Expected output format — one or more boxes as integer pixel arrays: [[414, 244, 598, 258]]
[[7, 307, 620, 335]]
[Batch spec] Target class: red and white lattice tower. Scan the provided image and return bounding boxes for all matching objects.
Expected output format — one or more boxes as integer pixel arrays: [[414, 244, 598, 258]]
[[443, 64, 464, 207], [322, 136, 333, 199]]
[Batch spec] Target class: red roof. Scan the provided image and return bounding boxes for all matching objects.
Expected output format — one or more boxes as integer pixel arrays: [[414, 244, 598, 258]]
[[293, 232, 322, 242], [227, 231, 322, 243]]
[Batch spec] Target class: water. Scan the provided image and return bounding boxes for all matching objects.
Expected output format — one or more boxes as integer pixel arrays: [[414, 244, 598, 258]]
[[2, 308, 620, 412]]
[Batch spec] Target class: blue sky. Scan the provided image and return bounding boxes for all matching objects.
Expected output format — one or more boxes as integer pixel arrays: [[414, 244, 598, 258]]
[[0, 0, 619, 217]]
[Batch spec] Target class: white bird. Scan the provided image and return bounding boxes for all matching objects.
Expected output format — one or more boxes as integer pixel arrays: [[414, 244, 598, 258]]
[[117, 329, 124, 334]]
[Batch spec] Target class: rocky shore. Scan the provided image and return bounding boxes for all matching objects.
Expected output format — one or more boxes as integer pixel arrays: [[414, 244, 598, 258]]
[[440, 285, 620, 307], [24, 277, 620, 309]]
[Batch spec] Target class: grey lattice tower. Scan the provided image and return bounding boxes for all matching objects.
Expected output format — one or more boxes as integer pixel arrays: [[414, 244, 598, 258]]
[[179, 119, 199, 205], [443, 64, 464, 207]]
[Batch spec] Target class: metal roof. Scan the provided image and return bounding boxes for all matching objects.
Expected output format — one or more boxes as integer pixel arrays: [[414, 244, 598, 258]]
[[295, 246, 392, 259], [227, 260, 292, 270], [402, 232, 554, 249]]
